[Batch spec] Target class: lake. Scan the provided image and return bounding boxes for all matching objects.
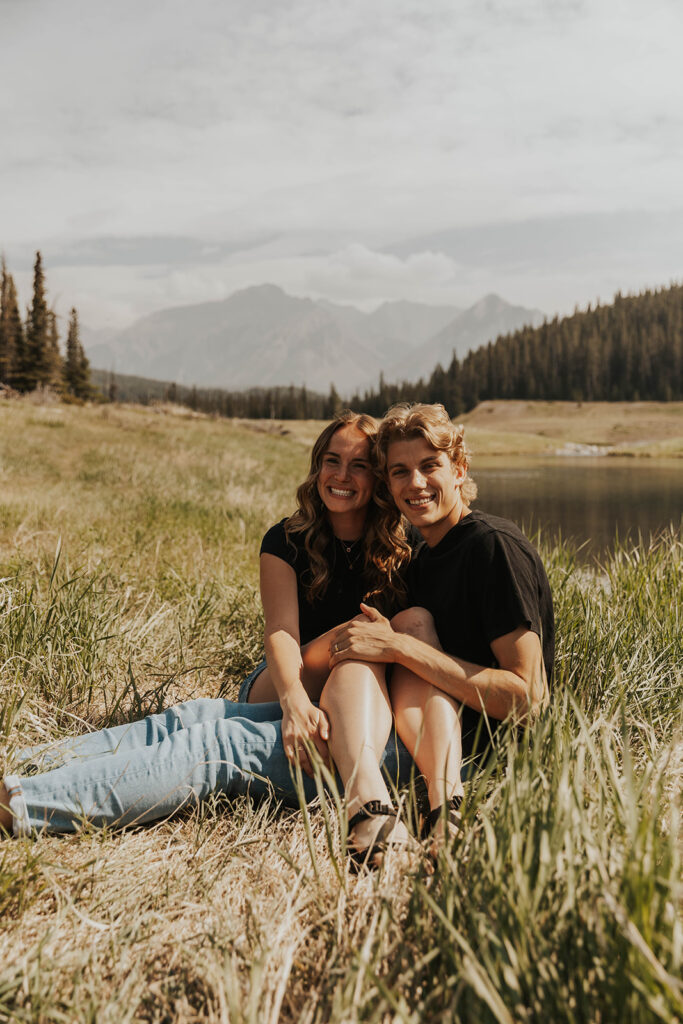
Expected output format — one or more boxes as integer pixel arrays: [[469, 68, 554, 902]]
[[471, 457, 682, 560]]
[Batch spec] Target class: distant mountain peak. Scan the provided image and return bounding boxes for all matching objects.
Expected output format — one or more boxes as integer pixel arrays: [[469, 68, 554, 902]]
[[472, 292, 507, 308], [232, 282, 287, 299], [386, 295, 545, 383], [83, 285, 543, 395]]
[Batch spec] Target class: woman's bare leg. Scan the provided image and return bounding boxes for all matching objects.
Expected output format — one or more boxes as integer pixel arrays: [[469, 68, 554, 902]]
[[319, 660, 411, 853]]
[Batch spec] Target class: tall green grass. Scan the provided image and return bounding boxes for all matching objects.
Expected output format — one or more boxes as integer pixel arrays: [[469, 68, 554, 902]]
[[0, 402, 680, 1022]]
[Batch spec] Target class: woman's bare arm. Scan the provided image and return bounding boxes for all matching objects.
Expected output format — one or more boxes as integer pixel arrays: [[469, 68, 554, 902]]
[[259, 553, 330, 773]]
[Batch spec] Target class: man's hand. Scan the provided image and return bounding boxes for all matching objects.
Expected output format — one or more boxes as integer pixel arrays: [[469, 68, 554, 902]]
[[281, 692, 330, 777], [328, 604, 398, 667]]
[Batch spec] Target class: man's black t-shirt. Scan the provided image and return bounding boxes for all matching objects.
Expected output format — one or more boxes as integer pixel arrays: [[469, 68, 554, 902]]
[[260, 519, 369, 645], [409, 509, 554, 743]]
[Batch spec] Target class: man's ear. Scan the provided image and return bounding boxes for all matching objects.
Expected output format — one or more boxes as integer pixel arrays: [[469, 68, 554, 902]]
[[452, 461, 467, 485]]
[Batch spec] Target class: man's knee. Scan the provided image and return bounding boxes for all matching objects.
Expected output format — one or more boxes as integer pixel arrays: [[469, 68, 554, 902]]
[[391, 606, 437, 641]]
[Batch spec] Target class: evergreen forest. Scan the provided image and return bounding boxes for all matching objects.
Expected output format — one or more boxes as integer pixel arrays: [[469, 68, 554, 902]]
[[349, 283, 683, 417], [0, 252, 91, 400]]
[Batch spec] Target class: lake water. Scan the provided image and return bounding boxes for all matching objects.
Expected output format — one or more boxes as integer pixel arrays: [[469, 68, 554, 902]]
[[471, 457, 682, 561]]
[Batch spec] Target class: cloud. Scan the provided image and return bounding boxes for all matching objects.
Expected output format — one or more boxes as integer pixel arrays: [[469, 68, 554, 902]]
[[12, 210, 678, 337], [305, 245, 462, 306], [4, 0, 682, 241], [2, 0, 682, 326]]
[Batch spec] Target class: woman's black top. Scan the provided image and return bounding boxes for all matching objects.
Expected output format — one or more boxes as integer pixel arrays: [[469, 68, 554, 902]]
[[261, 518, 381, 645]]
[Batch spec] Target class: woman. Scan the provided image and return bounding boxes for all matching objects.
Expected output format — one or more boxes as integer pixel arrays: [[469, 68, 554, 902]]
[[0, 413, 416, 860], [244, 410, 419, 863]]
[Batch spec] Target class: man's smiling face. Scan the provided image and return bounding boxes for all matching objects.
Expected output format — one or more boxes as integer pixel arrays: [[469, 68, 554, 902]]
[[386, 436, 467, 546]]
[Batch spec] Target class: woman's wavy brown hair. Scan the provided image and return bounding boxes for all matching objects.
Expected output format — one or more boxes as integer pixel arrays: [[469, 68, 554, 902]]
[[285, 410, 412, 610]]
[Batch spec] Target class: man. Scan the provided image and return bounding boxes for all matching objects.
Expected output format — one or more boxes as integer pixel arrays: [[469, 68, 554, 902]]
[[327, 402, 554, 843]]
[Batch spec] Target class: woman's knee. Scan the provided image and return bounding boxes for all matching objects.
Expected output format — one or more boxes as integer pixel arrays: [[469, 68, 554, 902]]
[[319, 662, 385, 716]]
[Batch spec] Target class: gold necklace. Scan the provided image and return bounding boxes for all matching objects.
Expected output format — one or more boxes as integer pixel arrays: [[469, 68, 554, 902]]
[[336, 536, 362, 571]]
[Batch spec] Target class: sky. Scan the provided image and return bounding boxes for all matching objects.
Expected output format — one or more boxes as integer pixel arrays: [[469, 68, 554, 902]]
[[2, 0, 682, 332]]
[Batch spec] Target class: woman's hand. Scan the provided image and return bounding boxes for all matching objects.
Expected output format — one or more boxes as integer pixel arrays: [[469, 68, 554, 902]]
[[281, 691, 331, 777], [328, 604, 398, 667]]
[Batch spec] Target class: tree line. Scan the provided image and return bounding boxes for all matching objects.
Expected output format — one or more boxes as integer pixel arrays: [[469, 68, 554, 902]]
[[0, 252, 91, 399], [347, 283, 683, 417], [159, 381, 342, 419], [90, 368, 340, 420]]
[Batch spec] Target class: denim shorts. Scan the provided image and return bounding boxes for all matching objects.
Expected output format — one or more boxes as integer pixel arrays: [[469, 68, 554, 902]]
[[237, 659, 268, 702]]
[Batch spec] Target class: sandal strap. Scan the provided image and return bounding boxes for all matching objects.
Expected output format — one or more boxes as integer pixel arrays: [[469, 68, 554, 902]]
[[348, 800, 395, 832], [424, 794, 463, 836], [348, 806, 414, 873]]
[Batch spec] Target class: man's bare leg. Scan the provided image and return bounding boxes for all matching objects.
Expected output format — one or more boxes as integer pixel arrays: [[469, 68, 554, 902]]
[[390, 670, 464, 807], [389, 609, 465, 846]]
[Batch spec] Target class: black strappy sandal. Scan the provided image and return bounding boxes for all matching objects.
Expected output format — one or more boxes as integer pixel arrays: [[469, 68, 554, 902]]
[[347, 800, 402, 872], [422, 794, 464, 842]]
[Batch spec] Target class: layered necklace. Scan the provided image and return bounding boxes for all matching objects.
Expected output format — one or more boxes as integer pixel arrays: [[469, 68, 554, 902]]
[[336, 535, 363, 571]]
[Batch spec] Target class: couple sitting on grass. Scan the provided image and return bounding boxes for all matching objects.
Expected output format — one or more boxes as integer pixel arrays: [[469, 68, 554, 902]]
[[1, 402, 553, 868]]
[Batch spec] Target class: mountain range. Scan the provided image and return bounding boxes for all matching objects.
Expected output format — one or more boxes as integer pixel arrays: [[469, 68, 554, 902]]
[[84, 285, 544, 395]]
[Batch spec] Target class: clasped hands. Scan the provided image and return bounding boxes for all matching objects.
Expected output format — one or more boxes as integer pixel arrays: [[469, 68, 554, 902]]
[[328, 603, 397, 667]]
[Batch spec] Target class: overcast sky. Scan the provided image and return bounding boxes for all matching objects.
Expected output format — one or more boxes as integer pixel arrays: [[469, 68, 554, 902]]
[[2, 0, 682, 330]]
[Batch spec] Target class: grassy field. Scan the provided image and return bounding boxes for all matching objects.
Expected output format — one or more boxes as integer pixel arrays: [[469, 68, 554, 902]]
[[0, 398, 681, 1023], [459, 400, 683, 457], [242, 400, 683, 457]]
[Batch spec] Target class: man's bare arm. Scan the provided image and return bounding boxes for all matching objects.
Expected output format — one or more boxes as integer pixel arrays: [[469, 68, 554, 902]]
[[329, 606, 548, 723]]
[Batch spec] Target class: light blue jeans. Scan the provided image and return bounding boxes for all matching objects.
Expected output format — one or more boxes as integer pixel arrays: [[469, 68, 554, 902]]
[[4, 697, 416, 837]]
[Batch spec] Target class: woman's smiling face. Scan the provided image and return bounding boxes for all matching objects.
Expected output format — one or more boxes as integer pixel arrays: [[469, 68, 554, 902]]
[[316, 424, 374, 524]]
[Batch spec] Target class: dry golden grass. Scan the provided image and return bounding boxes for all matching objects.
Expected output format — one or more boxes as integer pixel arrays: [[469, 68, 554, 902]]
[[461, 399, 683, 455], [0, 398, 681, 1022]]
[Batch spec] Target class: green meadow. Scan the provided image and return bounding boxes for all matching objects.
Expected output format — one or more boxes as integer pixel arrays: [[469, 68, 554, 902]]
[[0, 399, 681, 1023]]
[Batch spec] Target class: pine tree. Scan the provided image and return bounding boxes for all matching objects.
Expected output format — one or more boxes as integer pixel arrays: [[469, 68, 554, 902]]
[[0, 257, 15, 384], [0, 260, 25, 389], [325, 383, 343, 418], [46, 310, 63, 388], [64, 307, 90, 398], [25, 251, 51, 389]]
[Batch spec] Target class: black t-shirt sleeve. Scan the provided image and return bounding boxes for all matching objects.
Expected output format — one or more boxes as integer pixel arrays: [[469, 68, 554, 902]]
[[473, 531, 545, 647], [260, 519, 298, 569]]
